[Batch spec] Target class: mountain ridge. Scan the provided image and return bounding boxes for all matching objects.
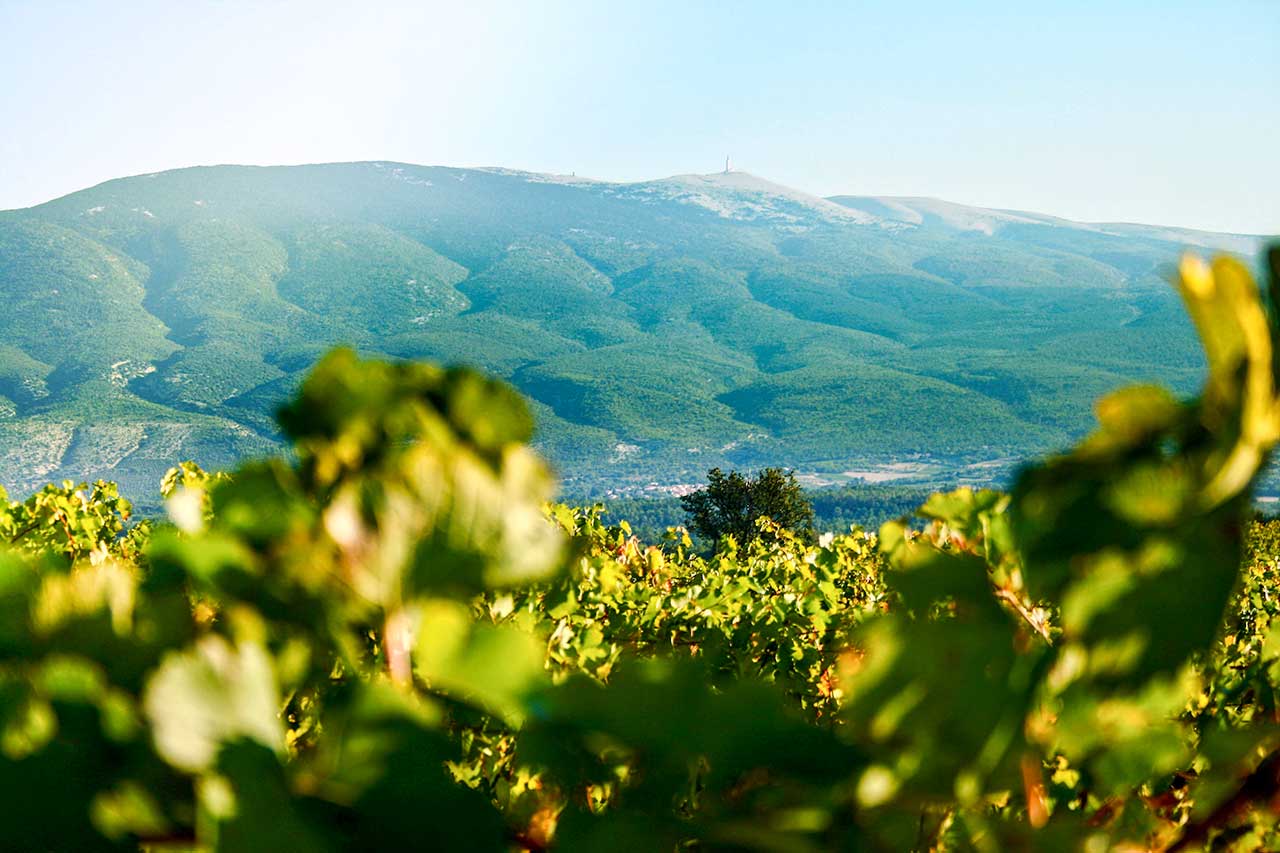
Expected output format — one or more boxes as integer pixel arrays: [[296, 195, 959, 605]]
[[9, 161, 1267, 242]]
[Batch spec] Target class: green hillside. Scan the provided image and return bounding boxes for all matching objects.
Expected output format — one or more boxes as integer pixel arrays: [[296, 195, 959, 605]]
[[0, 163, 1267, 501]]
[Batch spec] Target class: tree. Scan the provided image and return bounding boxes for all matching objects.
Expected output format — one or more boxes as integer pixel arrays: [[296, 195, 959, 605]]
[[679, 467, 814, 547]]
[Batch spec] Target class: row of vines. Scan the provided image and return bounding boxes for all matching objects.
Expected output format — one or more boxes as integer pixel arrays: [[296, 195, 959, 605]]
[[0, 251, 1278, 850]]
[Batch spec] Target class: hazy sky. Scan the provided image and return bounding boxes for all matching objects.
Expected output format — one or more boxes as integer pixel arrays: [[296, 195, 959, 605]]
[[1, 0, 1276, 233]]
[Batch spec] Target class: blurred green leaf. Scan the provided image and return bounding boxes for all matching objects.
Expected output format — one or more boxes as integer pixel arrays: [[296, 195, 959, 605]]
[[143, 636, 282, 773]]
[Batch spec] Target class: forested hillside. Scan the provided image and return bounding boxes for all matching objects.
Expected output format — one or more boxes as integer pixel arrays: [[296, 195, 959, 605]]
[[0, 163, 1266, 501]]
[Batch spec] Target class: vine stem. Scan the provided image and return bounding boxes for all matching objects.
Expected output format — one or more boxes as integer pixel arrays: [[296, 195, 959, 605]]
[[8, 520, 40, 544], [993, 586, 1053, 645], [1166, 748, 1280, 852], [384, 608, 413, 686]]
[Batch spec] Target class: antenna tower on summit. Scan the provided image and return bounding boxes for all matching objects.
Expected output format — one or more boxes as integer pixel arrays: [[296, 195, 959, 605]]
[[724, 156, 732, 174]]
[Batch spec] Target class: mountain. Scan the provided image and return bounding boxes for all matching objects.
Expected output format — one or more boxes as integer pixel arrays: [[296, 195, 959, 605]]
[[0, 162, 1268, 502]]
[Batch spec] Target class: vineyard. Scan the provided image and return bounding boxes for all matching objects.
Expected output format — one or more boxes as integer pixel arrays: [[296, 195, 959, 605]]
[[1, 249, 1279, 851]]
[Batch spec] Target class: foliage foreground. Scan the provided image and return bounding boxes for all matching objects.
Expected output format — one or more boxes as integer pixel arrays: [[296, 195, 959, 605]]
[[2, 251, 1280, 851]]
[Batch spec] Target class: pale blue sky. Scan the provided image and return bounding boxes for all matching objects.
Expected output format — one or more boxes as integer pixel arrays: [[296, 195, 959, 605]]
[[1, 0, 1276, 233]]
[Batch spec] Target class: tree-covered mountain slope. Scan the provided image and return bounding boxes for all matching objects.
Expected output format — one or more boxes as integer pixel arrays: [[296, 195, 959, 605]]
[[0, 162, 1266, 499]]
